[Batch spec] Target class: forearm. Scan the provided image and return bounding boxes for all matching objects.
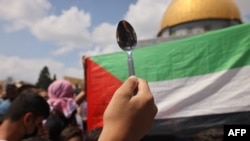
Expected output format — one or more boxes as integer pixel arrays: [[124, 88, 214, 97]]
[[75, 91, 85, 105]]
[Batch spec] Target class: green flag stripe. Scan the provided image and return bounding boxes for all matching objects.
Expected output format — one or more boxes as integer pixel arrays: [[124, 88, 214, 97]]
[[91, 23, 250, 82]]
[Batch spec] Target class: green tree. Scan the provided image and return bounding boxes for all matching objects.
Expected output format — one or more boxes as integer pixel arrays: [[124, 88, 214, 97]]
[[36, 66, 55, 90], [52, 74, 57, 81]]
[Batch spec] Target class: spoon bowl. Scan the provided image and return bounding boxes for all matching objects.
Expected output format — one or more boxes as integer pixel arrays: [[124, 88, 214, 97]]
[[116, 20, 137, 51], [116, 20, 137, 76]]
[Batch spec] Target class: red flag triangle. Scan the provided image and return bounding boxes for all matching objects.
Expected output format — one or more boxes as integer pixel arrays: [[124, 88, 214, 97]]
[[85, 57, 123, 131]]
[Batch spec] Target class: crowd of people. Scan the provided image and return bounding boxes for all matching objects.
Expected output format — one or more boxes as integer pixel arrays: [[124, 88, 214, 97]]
[[0, 76, 158, 141]]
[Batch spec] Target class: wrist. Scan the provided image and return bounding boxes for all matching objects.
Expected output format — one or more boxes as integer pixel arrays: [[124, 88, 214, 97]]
[[98, 126, 135, 141]]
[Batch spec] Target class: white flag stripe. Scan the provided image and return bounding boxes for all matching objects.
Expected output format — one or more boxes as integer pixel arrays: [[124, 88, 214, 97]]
[[150, 66, 250, 119]]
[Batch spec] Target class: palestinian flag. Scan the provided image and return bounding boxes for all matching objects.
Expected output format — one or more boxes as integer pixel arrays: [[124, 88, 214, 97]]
[[85, 23, 250, 140]]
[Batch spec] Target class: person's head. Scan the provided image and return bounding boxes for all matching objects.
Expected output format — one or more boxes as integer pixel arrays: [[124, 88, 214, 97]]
[[4, 93, 50, 139], [86, 127, 103, 141], [5, 83, 18, 101], [60, 126, 83, 141], [47, 80, 77, 118], [48, 80, 74, 99], [17, 84, 38, 95]]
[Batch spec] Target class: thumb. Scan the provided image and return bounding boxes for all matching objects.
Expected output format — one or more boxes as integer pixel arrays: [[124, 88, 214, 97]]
[[114, 76, 138, 99]]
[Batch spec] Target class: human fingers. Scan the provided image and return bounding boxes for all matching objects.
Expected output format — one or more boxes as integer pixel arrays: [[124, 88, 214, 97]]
[[135, 78, 151, 97], [133, 78, 158, 114], [114, 75, 138, 98], [128, 78, 151, 103]]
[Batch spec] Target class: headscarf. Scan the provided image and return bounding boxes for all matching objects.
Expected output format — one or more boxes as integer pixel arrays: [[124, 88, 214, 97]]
[[47, 80, 78, 118]]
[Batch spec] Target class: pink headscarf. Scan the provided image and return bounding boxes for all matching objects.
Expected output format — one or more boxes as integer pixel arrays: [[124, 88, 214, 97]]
[[47, 80, 78, 118]]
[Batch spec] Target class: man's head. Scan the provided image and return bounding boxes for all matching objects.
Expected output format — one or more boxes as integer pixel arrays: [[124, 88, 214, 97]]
[[5, 93, 50, 139], [17, 84, 38, 95], [5, 83, 18, 101], [60, 126, 83, 141], [48, 80, 74, 98]]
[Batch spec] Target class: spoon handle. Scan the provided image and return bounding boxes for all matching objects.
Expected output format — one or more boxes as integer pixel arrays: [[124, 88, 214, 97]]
[[127, 51, 135, 76]]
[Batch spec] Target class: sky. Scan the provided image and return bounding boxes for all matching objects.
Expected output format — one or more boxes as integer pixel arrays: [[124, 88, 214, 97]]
[[0, 0, 249, 84]]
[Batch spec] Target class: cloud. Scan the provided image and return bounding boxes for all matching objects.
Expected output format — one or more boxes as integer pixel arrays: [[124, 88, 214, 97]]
[[0, 0, 95, 55], [86, 22, 120, 56], [0, 55, 83, 84], [0, 0, 51, 31], [235, 0, 250, 22], [31, 6, 92, 55], [92, 23, 116, 47], [124, 0, 171, 39]]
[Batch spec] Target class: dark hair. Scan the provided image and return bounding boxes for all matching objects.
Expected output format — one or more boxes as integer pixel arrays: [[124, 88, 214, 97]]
[[86, 127, 103, 141], [45, 110, 78, 141], [60, 126, 83, 141], [22, 137, 48, 141], [5, 93, 50, 121], [5, 83, 17, 93], [17, 84, 37, 95], [5, 83, 18, 100]]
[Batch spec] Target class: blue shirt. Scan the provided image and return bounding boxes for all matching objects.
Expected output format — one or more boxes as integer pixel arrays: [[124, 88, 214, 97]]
[[0, 100, 11, 115]]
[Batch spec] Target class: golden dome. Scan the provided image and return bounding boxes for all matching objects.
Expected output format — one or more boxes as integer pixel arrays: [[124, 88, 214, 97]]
[[159, 0, 241, 34]]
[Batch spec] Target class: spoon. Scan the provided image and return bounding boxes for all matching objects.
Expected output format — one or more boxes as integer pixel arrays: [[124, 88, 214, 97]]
[[116, 20, 137, 76]]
